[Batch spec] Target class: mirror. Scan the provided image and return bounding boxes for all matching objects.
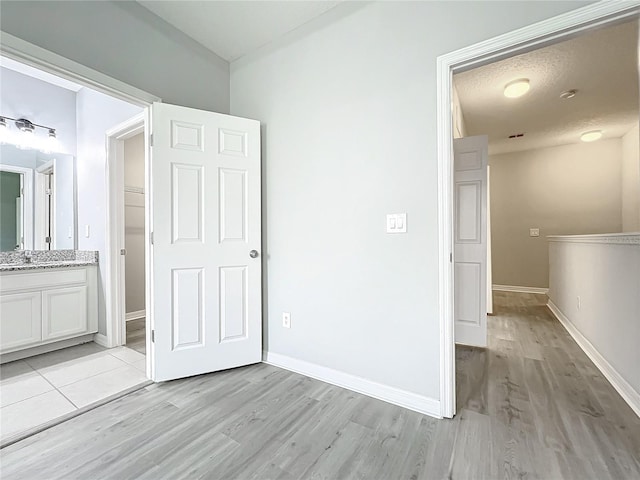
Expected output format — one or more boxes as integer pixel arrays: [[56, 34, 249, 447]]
[[0, 144, 76, 251]]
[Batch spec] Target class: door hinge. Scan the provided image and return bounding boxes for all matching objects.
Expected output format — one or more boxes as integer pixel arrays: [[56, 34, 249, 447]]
[[120, 248, 126, 255], [450, 253, 453, 263], [150, 232, 154, 245], [149, 133, 153, 147], [45, 236, 51, 244], [151, 330, 155, 343]]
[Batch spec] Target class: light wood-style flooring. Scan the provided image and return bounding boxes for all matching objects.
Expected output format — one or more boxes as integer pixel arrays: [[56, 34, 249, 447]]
[[1, 292, 638, 479], [126, 318, 146, 355]]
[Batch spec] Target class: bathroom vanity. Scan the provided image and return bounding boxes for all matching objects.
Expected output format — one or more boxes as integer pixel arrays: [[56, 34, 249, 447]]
[[0, 251, 99, 362]]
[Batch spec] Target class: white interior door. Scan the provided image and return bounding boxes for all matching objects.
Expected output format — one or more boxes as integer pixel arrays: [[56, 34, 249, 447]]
[[454, 135, 488, 347], [150, 102, 261, 382]]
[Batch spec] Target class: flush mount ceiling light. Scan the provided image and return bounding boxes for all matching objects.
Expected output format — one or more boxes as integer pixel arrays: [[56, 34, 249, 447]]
[[580, 130, 603, 142], [503, 78, 530, 98]]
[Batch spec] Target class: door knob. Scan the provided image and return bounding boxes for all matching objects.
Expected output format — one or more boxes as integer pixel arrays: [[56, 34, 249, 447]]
[[249, 250, 259, 258]]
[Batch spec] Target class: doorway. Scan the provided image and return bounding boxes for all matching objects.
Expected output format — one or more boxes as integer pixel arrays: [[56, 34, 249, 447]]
[[437, 2, 640, 418]]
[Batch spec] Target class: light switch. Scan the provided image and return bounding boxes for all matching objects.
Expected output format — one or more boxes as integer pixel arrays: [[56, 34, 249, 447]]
[[386, 213, 407, 234], [529, 228, 540, 237]]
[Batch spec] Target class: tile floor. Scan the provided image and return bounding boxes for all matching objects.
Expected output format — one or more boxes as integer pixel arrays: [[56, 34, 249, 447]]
[[0, 342, 147, 443]]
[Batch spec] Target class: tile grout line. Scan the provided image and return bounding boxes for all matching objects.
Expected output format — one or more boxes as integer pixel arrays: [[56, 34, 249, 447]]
[[32, 367, 80, 410]]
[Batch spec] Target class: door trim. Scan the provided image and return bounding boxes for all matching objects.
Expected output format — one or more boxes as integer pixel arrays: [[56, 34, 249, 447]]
[[105, 113, 145, 353], [0, 32, 159, 108], [436, 0, 640, 419], [0, 164, 33, 250]]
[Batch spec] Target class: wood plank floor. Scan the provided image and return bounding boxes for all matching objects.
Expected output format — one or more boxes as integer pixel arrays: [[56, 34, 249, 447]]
[[2, 292, 639, 479], [126, 318, 146, 355]]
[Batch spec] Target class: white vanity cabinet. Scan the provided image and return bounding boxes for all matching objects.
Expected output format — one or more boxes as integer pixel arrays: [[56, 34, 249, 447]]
[[0, 266, 98, 354]]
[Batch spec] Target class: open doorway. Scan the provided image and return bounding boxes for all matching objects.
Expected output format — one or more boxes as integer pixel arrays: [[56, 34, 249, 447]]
[[0, 55, 151, 445], [123, 133, 147, 354], [446, 14, 639, 421]]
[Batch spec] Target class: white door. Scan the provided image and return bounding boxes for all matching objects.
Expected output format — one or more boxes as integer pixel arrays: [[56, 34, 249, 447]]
[[150, 103, 261, 382], [454, 135, 488, 347]]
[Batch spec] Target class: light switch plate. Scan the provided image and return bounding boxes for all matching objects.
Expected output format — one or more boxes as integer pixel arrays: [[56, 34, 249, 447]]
[[386, 213, 407, 234], [529, 228, 540, 237]]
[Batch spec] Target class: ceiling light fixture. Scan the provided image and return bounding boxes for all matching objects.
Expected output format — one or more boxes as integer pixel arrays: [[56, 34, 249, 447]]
[[580, 130, 603, 142], [560, 89, 577, 99], [0, 115, 60, 152], [503, 78, 530, 98]]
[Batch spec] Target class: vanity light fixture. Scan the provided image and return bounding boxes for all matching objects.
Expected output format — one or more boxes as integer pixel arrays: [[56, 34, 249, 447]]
[[503, 78, 530, 98], [0, 115, 60, 152], [580, 130, 603, 142]]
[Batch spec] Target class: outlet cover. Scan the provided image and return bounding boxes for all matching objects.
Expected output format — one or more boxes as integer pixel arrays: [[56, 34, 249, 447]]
[[282, 312, 291, 328], [529, 228, 540, 237]]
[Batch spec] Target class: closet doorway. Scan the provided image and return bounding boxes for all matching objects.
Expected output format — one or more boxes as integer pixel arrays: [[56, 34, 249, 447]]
[[123, 132, 146, 354]]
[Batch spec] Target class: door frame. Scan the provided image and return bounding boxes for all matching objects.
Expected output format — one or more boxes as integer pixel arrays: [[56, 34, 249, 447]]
[[437, 1, 640, 418], [0, 32, 160, 376], [105, 113, 146, 354], [0, 163, 33, 250]]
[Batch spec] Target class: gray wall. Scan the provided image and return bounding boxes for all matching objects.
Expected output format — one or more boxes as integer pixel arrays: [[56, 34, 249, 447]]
[[124, 133, 146, 315], [490, 140, 623, 289], [230, 1, 592, 400], [76, 88, 143, 336], [0, 1, 230, 113]]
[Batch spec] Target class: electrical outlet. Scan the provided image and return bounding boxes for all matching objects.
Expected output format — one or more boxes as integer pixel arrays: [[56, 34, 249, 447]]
[[282, 312, 291, 329], [577, 296, 581, 311]]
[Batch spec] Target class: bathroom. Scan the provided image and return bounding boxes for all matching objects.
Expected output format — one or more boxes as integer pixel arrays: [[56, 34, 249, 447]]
[[0, 56, 149, 445]]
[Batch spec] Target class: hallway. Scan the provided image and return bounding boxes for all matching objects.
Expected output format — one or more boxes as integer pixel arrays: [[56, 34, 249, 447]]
[[1, 293, 638, 479], [457, 291, 640, 478]]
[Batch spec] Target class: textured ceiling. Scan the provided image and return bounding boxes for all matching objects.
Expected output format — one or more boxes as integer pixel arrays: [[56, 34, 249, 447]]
[[454, 19, 639, 155], [137, 1, 342, 62]]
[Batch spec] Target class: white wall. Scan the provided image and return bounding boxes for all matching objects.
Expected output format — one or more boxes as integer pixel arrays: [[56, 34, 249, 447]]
[[124, 133, 146, 315], [548, 235, 640, 415], [0, 67, 76, 156], [76, 88, 142, 335], [622, 123, 640, 232], [230, 1, 592, 403], [0, 1, 230, 113]]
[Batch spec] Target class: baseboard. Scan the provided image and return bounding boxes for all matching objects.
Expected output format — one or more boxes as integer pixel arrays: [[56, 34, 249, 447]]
[[1, 335, 95, 364], [93, 333, 109, 348], [263, 351, 442, 419], [493, 284, 549, 295], [126, 310, 146, 322], [547, 300, 640, 418]]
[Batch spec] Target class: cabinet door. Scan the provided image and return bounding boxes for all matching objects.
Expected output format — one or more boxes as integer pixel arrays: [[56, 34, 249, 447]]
[[0, 291, 42, 352], [42, 286, 87, 341]]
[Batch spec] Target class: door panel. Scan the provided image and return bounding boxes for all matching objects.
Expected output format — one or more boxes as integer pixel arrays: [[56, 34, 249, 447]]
[[151, 103, 261, 382], [454, 135, 488, 347]]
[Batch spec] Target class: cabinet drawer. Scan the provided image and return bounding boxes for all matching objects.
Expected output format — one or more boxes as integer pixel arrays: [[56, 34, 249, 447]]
[[42, 286, 88, 341], [0, 291, 42, 351], [0, 268, 88, 293]]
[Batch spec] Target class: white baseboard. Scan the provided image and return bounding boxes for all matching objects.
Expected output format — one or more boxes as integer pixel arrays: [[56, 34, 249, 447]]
[[126, 310, 146, 322], [263, 351, 442, 419], [493, 284, 549, 295], [93, 333, 109, 348], [547, 300, 640, 418]]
